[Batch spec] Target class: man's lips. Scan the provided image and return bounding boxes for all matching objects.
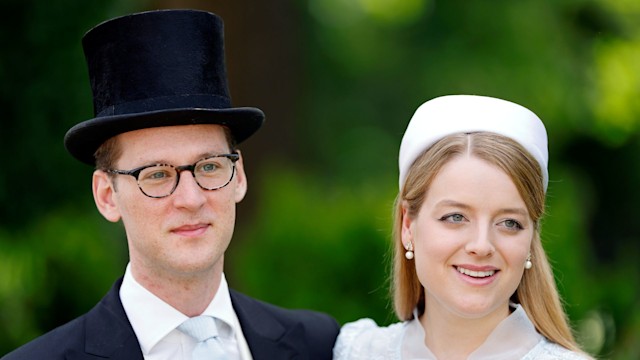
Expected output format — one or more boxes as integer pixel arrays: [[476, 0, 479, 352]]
[[171, 223, 210, 236]]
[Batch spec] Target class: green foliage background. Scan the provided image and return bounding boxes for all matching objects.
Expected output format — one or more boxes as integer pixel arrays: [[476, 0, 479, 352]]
[[1, 0, 639, 358]]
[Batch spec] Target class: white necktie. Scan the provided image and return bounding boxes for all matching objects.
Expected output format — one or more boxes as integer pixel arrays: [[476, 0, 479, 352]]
[[179, 316, 230, 360]]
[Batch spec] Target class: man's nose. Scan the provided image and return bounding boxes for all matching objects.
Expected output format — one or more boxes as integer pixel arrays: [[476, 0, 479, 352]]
[[171, 170, 207, 208]]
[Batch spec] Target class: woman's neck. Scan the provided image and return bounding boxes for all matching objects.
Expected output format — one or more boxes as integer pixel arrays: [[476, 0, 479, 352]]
[[419, 302, 510, 360]]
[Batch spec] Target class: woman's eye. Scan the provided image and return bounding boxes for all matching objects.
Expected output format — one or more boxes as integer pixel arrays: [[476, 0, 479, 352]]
[[502, 219, 523, 230], [441, 214, 465, 223]]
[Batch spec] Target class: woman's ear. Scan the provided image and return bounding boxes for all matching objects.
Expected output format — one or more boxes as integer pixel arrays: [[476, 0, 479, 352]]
[[401, 200, 414, 246], [92, 170, 122, 223]]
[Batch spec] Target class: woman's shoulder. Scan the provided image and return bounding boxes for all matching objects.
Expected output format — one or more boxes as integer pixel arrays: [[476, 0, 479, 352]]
[[333, 318, 406, 360], [524, 338, 593, 360]]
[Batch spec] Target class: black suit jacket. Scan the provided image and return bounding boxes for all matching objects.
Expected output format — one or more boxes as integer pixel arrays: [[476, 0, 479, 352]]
[[2, 278, 339, 360]]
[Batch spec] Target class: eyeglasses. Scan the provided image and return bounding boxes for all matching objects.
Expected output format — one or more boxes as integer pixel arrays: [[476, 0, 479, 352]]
[[106, 153, 240, 198]]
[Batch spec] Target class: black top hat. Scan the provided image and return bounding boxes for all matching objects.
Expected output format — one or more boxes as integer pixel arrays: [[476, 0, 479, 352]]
[[64, 9, 265, 165]]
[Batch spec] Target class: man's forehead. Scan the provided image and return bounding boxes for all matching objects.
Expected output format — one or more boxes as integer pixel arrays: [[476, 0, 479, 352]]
[[114, 124, 231, 163]]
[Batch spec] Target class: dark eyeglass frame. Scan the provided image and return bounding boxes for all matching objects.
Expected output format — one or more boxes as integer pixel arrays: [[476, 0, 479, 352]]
[[106, 153, 240, 198]]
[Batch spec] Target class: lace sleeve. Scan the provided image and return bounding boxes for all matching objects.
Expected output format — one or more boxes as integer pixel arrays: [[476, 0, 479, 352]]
[[523, 339, 594, 360], [333, 318, 403, 360]]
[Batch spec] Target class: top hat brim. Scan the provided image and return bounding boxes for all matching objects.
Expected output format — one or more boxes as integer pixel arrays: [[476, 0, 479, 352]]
[[64, 107, 265, 166]]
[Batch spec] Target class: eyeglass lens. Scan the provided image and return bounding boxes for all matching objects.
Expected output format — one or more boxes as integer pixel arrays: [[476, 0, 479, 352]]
[[137, 156, 235, 197]]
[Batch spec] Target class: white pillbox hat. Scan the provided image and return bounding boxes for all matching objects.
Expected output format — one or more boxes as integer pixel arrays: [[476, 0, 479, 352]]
[[398, 95, 549, 191]]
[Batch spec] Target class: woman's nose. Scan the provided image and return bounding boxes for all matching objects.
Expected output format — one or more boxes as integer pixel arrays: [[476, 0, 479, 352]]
[[464, 225, 495, 256]]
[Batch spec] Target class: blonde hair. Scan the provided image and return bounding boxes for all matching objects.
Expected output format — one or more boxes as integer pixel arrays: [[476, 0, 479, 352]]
[[392, 132, 582, 352]]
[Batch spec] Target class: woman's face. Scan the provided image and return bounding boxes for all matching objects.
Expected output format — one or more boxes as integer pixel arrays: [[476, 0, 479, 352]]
[[402, 155, 533, 322]]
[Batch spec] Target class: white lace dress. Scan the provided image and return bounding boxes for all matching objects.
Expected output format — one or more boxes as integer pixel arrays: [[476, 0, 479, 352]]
[[333, 305, 590, 360]]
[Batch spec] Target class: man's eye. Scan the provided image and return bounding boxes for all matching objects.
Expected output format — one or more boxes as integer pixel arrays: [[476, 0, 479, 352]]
[[141, 167, 173, 181], [201, 163, 218, 172], [150, 172, 167, 179]]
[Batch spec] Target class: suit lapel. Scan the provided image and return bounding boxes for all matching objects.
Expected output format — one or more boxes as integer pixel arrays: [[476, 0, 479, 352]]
[[66, 278, 143, 360], [231, 290, 307, 360], [64, 281, 307, 359]]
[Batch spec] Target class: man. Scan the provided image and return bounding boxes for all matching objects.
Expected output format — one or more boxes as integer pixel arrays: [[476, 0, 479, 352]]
[[3, 9, 339, 360]]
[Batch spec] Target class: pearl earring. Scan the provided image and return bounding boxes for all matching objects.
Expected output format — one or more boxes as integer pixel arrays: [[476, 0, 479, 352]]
[[525, 254, 532, 269], [405, 243, 414, 260]]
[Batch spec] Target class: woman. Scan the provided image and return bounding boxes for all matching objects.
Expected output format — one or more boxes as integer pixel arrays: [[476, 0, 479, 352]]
[[333, 95, 591, 359]]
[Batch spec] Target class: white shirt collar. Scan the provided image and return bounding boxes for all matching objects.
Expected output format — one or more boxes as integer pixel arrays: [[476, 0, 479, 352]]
[[119, 264, 241, 355], [469, 304, 542, 359], [402, 304, 542, 360]]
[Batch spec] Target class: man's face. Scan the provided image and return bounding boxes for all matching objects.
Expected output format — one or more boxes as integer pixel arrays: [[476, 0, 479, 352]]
[[92, 124, 247, 281]]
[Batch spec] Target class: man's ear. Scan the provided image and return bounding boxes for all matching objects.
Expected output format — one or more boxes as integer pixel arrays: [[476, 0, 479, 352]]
[[92, 170, 121, 223], [232, 150, 248, 203]]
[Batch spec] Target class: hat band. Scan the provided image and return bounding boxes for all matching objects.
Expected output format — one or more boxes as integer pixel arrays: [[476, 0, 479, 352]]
[[96, 94, 231, 118]]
